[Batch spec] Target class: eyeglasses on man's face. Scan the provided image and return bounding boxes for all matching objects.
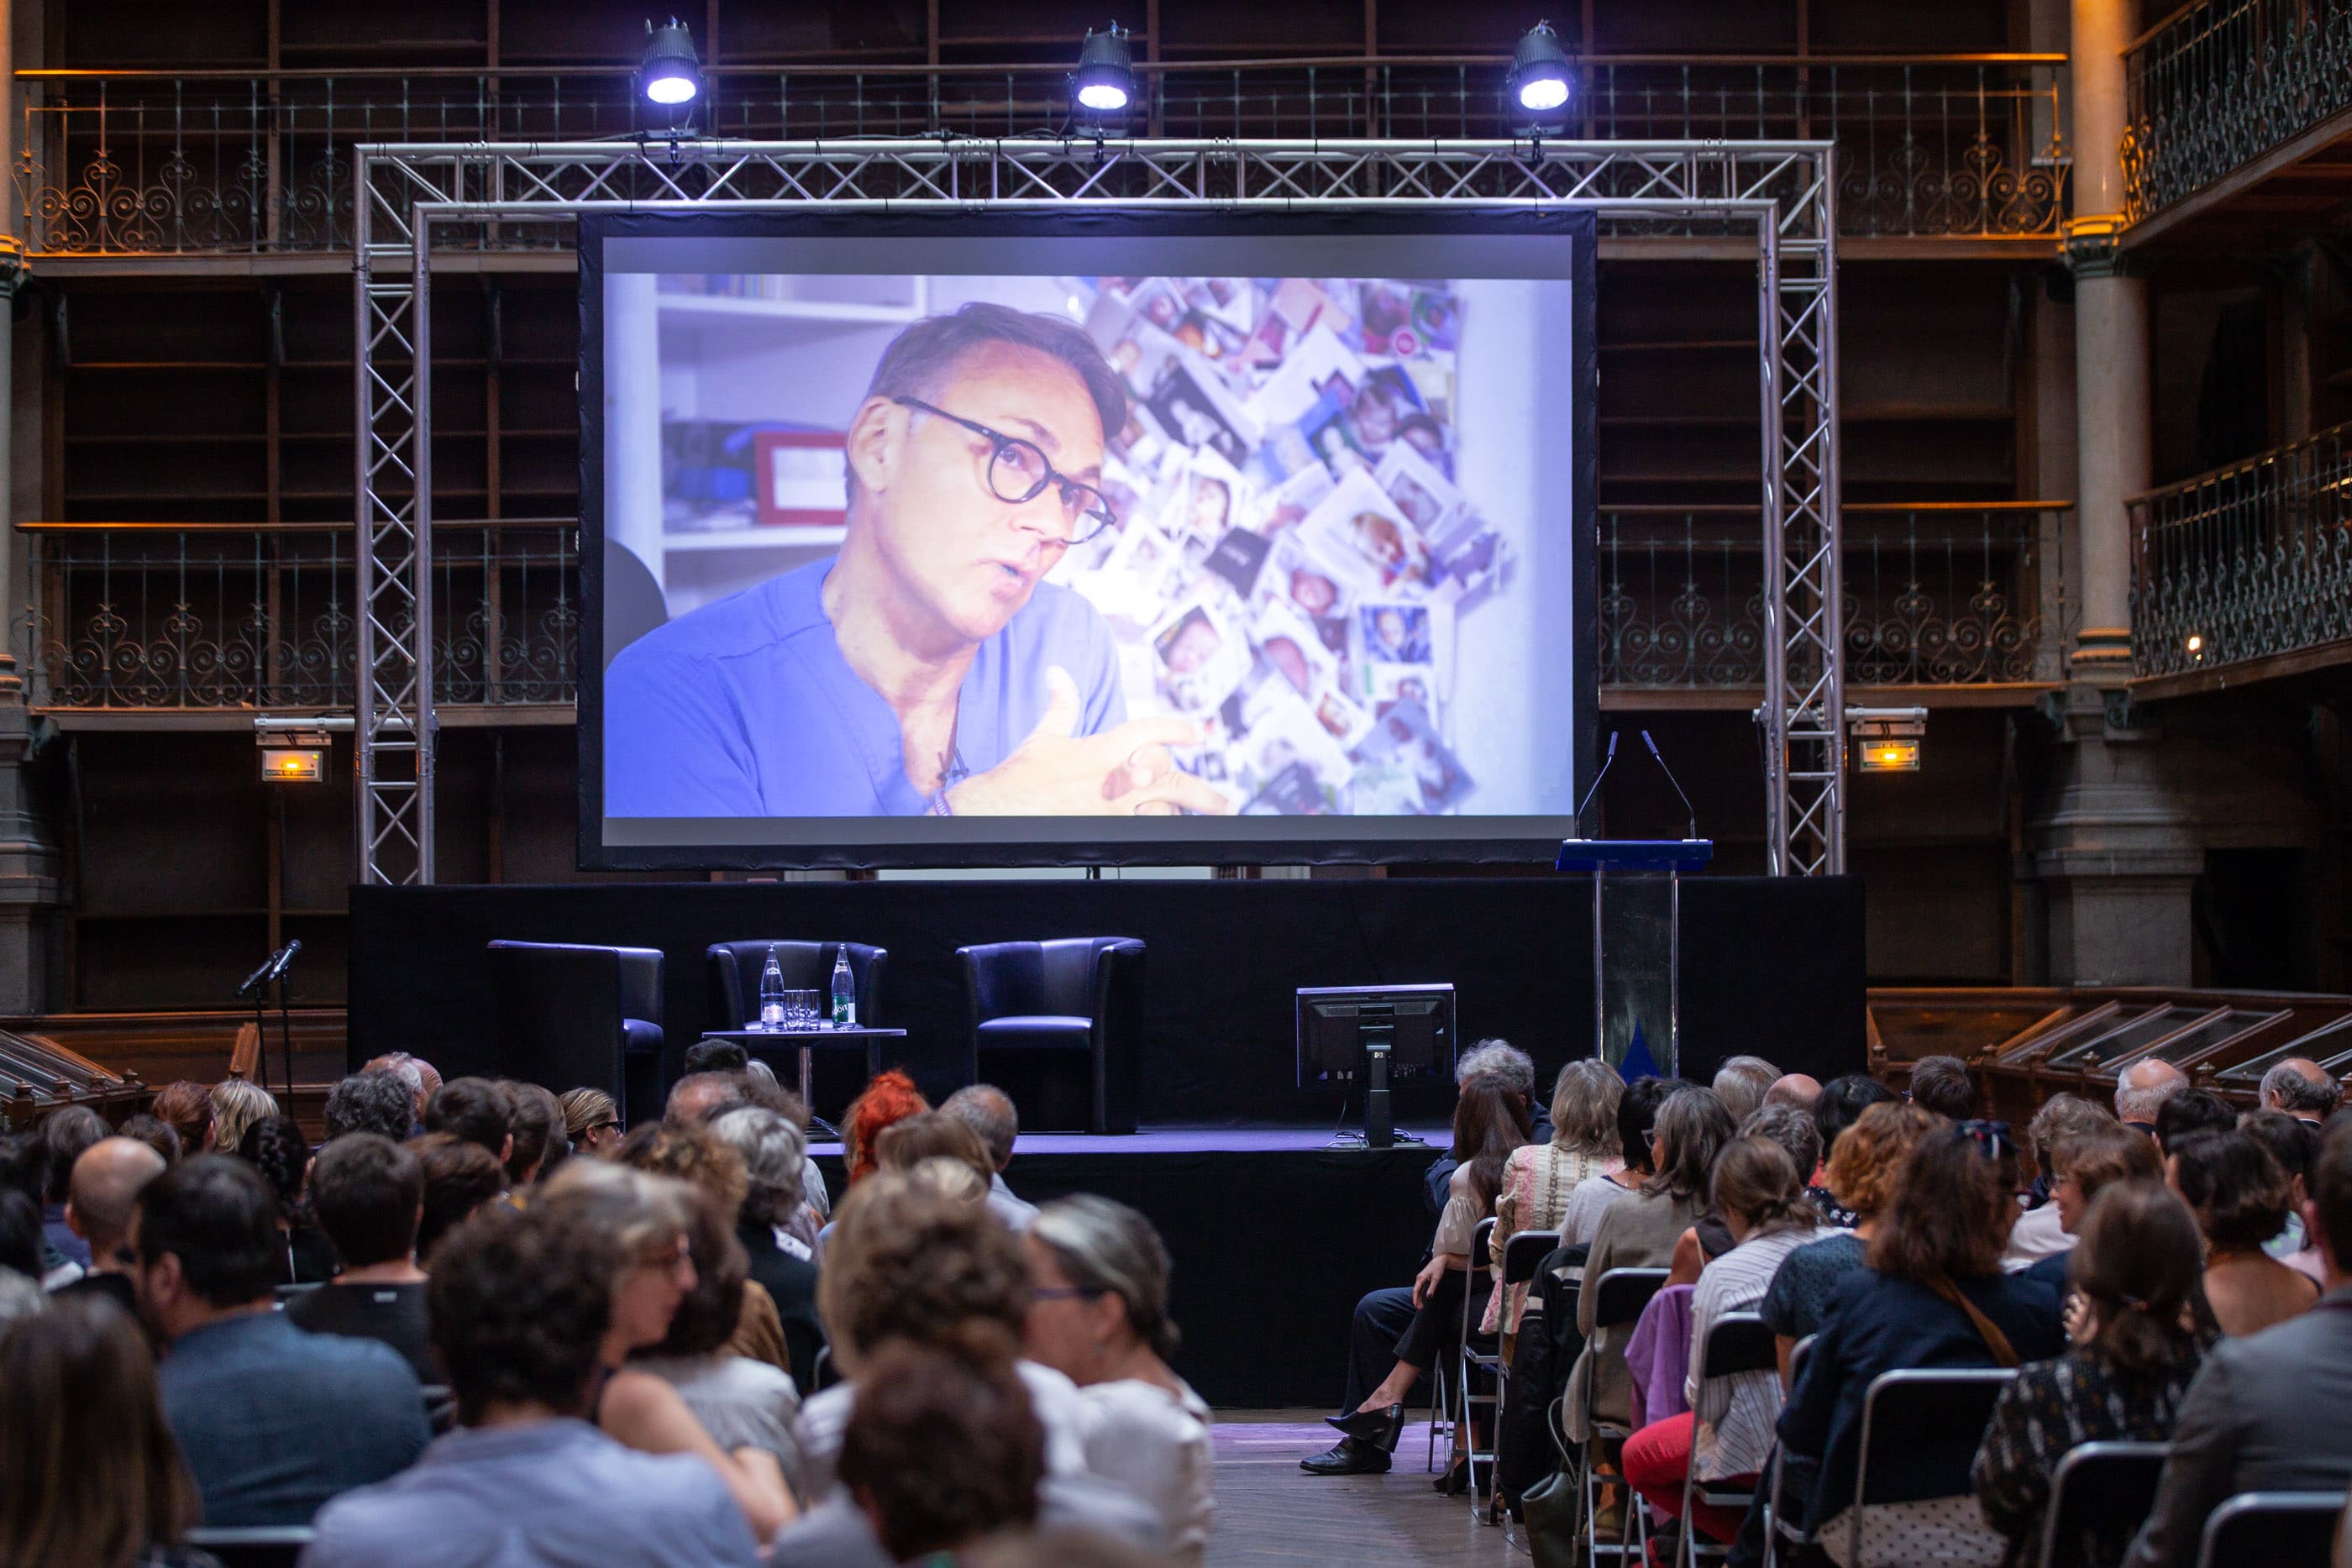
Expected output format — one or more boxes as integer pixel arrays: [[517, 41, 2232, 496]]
[[894, 396, 1120, 546]]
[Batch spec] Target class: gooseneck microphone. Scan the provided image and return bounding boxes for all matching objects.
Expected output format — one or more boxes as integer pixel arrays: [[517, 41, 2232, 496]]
[[1641, 729, 1700, 842], [1570, 731, 1619, 837]]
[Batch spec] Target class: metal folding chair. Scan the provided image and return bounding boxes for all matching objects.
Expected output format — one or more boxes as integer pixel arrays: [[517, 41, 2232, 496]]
[[1581, 1266, 1671, 1568], [1847, 1367, 2016, 1568], [1763, 1334, 1815, 1568], [1461, 1225, 1567, 1525], [185, 1527, 314, 1568], [1453, 1217, 1500, 1503], [2035, 1441, 2167, 1568], [1679, 1311, 1779, 1566], [2193, 1490, 2347, 1568]]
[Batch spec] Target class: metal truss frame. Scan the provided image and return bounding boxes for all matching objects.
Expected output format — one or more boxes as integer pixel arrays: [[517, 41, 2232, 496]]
[[353, 136, 1843, 884]]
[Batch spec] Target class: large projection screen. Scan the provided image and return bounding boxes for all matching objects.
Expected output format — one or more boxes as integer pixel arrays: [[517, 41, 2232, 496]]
[[580, 209, 1597, 869]]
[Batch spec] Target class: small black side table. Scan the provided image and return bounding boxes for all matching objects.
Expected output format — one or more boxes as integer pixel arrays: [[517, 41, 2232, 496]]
[[700, 1025, 906, 1110]]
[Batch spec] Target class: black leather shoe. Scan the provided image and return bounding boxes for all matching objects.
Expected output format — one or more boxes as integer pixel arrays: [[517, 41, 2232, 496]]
[[1300, 1440, 1391, 1476], [1433, 1455, 1472, 1494], [1324, 1402, 1405, 1451]]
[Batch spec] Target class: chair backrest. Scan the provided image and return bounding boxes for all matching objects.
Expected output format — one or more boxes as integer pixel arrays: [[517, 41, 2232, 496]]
[[1589, 1266, 1671, 1330], [1854, 1367, 2014, 1509], [421, 1382, 457, 1435], [1461, 1215, 1501, 1345], [2037, 1441, 2168, 1568], [271, 1282, 321, 1304], [1502, 1229, 1557, 1286], [185, 1526, 315, 1568], [706, 941, 888, 1030], [961, 937, 1142, 1022], [2194, 1491, 2346, 1568], [1693, 1310, 1777, 1383], [487, 941, 649, 1101]]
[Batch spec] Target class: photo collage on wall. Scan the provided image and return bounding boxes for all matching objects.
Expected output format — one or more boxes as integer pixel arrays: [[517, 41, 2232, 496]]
[[1053, 275, 1512, 815]]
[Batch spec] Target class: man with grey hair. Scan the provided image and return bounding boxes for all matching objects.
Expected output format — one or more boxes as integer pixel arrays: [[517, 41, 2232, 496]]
[[1424, 1039, 1552, 1214], [941, 1083, 1036, 1232], [710, 1106, 825, 1387], [2260, 1057, 2342, 1123], [323, 1070, 417, 1144], [2115, 1057, 2188, 1134], [1713, 1056, 1781, 1122]]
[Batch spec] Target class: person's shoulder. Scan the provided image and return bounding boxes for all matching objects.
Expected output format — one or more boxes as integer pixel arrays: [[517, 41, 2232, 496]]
[[611, 559, 826, 673], [291, 1324, 423, 1390]]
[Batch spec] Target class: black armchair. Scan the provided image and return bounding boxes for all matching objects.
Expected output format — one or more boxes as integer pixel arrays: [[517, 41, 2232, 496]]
[[957, 937, 1144, 1134], [706, 941, 889, 1031], [486, 941, 666, 1127]]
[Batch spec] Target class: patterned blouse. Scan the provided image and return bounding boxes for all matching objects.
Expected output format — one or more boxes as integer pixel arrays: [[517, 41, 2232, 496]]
[[1484, 1141, 1621, 1335], [1969, 1345, 2202, 1568]]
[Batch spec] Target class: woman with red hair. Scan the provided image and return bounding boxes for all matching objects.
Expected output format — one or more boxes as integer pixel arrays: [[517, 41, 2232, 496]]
[[843, 1070, 929, 1186]]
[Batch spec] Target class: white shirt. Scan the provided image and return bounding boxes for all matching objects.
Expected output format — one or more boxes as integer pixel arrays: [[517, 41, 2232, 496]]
[[1074, 1378, 1215, 1565], [2001, 1201, 2074, 1272], [989, 1172, 1040, 1233], [792, 1356, 1091, 1499]]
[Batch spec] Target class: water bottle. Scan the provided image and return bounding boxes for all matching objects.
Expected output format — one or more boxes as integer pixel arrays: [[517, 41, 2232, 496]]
[[759, 946, 786, 1030], [831, 947, 856, 1028]]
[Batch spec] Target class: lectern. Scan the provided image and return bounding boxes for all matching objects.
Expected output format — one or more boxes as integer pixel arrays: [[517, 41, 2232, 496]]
[[1555, 839, 1713, 1078]]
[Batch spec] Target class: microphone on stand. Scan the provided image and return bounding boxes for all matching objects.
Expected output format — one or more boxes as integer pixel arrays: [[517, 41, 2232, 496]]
[[235, 941, 296, 1000], [1640, 730, 1700, 842], [262, 938, 303, 986], [1570, 731, 1619, 839]]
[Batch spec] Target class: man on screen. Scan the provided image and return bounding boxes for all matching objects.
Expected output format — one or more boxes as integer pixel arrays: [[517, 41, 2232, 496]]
[[606, 302, 1231, 818]]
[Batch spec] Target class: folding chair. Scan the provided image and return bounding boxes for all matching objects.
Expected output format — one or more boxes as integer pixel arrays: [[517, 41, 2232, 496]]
[[1453, 1217, 1500, 1504], [1679, 1311, 1778, 1567], [185, 1527, 314, 1568], [421, 1381, 457, 1435], [1761, 1334, 1816, 1568], [2193, 1490, 2347, 1568], [1847, 1368, 2016, 1568], [1581, 1266, 1671, 1568], [1462, 1226, 1567, 1524], [2035, 1441, 2167, 1568]]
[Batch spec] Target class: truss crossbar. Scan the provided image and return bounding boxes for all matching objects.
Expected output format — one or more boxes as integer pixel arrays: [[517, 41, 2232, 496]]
[[354, 136, 1842, 884]]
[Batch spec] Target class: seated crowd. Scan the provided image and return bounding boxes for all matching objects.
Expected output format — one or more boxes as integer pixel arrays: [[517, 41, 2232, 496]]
[[0, 1055, 1211, 1568], [1308, 1042, 2352, 1568]]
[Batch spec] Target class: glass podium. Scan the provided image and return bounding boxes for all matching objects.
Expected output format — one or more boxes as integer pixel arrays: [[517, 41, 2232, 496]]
[[1555, 839, 1714, 1078]]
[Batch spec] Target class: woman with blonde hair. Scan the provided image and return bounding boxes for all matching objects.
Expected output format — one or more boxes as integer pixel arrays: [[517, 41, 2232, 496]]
[[1485, 1057, 1622, 1348], [560, 1088, 623, 1156], [206, 1078, 277, 1163]]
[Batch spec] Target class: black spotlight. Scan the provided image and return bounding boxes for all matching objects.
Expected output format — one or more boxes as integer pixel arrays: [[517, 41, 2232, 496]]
[[638, 18, 703, 123], [1073, 24, 1137, 116], [1509, 21, 1572, 119]]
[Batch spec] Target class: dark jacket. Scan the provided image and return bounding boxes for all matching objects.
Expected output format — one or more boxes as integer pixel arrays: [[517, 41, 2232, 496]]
[[738, 1219, 826, 1391]]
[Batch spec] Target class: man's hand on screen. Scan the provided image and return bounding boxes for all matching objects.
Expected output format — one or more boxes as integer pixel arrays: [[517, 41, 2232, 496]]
[[945, 667, 1235, 816]]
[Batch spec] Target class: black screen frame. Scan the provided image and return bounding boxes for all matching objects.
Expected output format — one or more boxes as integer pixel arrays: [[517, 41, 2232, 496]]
[[577, 206, 1599, 870]]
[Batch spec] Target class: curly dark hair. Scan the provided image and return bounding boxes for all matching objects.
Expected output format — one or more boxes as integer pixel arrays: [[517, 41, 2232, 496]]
[[617, 1120, 749, 1222], [839, 1340, 1042, 1560], [323, 1071, 417, 1144], [428, 1204, 617, 1424], [2167, 1129, 2292, 1251], [412, 1132, 507, 1264], [817, 1172, 1028, 1367], [234, 1114, 313, 1225]]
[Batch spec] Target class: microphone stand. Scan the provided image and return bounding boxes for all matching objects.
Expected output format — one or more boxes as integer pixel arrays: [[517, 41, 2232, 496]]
[[276, 963, 297, 1111]]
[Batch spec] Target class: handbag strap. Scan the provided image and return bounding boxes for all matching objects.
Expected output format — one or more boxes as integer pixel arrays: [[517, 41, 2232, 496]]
[[1926, 1273, 2019, 1368]]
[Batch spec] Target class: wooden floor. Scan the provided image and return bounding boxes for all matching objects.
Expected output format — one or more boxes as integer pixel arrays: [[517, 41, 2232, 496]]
[[1204, 1411, 1526, 1566]]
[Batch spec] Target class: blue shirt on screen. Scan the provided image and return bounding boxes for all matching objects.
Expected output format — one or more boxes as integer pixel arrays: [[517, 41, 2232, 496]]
[[605, 555, 1126, 817]]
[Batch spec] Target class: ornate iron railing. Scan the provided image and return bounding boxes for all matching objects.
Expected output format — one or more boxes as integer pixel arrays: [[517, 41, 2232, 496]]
[[2123, 0, 2352, 223], [17, 54, 2068, 254], [2130, 422, 2352, 681], [23, 521, 575, 711], [1604, 502, 2067, 690]]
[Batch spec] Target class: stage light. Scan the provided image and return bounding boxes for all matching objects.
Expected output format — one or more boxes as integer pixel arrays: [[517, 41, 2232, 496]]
[[1073, 24, 1136, 115], [2186, 632, 2206, 662], [638, 18, 702, 112], [1848, 706, 1927, 774], [1509, 22, 1573, 117], [255, 718, 340, 784]]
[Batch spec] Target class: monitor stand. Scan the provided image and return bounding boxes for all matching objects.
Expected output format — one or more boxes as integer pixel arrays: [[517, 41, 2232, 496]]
[[1362, 1038, 1394, 1149]]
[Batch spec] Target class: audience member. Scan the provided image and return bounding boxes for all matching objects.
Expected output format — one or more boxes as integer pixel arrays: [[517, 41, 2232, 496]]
[[562, 1087, 625, 1156], [50, 1135, 166, 1317], [1488, 1058, 1622, 1347], [1906, 1055, 1979, 1120], [944, 1083, 1037, 1232], [1778, 1123, 2063, 1565], [501, 1078, 564, 1188], [412, 1131, 507, 1262], [323, 1069, 417, 1143], [237, 1113, 337, 1283], [2019, 1122, 2164, 1293], [1624, 1137, 1819, 1547], [2239, 1109, 2325, 1282], [117, 1113, 183, 1165], [131, 1154, 427, 1525], [1666, 1099, 1822, 1287], [535, 1161, 795, 1539], [1712, 1055, 1781, 1123], [685, 1039, 753, 1076], [0, 1131, 56, 1277], [207, 1078, 277, 1162], [1767, 1073, 1822, 1109], [2257, 1057, 2341, 1122], [1026, 1195, 1215, 1563], [1422, 1038, 1551, 1212], [2007, 1093, 2124, 1268], [360, 1051, 440, 1121], [2153, 1088, 2234, 1156], [1561, 1074, 1677, 1247], [711, 1105, 827, 1388], [0, 1296, 206, 1568], [40, 1104, 109, 1269], [836, 1343, 1043, 1562], [2166, 1128, 2317, 1335], [842, 1069, 930, 1186], [2114, 1058, 2187, 1134], [303, 1203, 764, 1568], [150, 1080, 214, 1156], [425, 1077, 516, 1164], [286, 1133, 433, 1381], [617, 1120, 792, 1376], [875, 1110, 996, 1190], [670, 1071, 752, 1128], [1306, 1077, 1530, 1477], [1974, 1181, 2208, 1568], [0, 1190, 43, 1322], [1760, 1101, 1944, 1366], [2124, 1116, 2352, 1568], [1809, 1075, 1901, 1225]]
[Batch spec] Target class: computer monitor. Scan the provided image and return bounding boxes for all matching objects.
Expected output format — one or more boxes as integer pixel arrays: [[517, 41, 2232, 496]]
[[1296, 983, 1456, 1147]]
